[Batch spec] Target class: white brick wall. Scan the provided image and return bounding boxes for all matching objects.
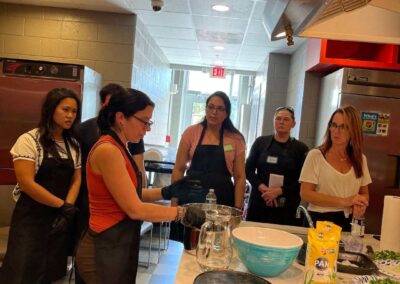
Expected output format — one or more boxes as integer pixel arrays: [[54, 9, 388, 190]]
[[132, 18, 171, 147], [0, 3, 136, 86]]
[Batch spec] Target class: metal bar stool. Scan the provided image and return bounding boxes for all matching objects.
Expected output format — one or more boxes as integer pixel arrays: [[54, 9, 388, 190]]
[[144, 160, 174, 260], [139, 221, 153, 268]]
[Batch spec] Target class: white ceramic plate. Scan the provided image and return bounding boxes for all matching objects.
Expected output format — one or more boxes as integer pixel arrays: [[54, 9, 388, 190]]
[[375, 259, 400, 280]]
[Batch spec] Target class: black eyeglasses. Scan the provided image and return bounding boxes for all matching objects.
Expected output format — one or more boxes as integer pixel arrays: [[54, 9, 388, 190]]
[[206, 104, 226, 113], [329, 122, 348, 131], [275, 106, 294, 114], [133, 115, 153, 128]]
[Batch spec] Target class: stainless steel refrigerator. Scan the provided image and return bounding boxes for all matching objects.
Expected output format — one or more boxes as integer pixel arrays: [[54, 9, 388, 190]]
[[0, 58, 101, 198], [316, 68, 400, 234]]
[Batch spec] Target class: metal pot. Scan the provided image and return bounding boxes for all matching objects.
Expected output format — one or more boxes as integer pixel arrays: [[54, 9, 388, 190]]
[[181, 203, 242, 251]]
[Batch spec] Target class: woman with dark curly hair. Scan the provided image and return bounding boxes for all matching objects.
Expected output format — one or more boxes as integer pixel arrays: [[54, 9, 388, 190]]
[[0, 88, 81, 283], [75, 88, 203, 284]]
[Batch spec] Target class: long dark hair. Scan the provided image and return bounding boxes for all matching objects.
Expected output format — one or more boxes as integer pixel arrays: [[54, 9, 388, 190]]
[[38, 88, 81, 157], [97, 88, 155, 132], [201, 91, 245, 141], [319, 105, 364, 178]]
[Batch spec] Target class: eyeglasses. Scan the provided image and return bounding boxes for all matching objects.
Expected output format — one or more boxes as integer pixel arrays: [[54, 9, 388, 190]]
[[206, 104, 226, 113], [275, 106, 294, 115], [133, 115, 153, 128], [329, 122, 348, 131]]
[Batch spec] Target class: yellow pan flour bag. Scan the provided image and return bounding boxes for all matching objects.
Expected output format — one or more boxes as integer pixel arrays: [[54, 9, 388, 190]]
[[304, 221, 342, 284]]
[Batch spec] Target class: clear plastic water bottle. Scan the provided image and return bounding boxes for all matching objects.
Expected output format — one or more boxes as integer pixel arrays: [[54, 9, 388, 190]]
[[351, 217, 365, 238], [206, 188, 217, 211], [345, 217, 365, 253]]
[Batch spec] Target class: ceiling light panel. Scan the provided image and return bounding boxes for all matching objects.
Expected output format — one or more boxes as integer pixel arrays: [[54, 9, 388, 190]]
[[196, 30, 243, 44], [147, 27, 197, 40], [212, 5, 230, 12], [213, 45, 225, 50], [190, 0, 252, 19]]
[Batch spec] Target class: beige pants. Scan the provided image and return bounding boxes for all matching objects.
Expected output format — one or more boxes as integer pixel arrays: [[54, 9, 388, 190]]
[[75, 231, 96, 284]]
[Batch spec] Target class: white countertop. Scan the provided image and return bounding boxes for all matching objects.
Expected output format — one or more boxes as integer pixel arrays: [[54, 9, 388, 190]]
[[175, 221, 381, 284]]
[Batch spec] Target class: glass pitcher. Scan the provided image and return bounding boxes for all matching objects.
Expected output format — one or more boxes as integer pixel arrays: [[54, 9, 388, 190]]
[[196, 209, 233, 271]]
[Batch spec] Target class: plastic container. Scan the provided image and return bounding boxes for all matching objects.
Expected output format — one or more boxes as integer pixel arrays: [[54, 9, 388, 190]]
[[206, 189, 217, 205]]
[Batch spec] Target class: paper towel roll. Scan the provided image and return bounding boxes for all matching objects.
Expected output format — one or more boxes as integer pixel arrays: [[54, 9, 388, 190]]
[[380, 195, 400, 252]]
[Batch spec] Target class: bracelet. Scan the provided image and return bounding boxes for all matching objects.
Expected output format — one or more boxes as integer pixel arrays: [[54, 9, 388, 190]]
[[175, 206, 186, 222]]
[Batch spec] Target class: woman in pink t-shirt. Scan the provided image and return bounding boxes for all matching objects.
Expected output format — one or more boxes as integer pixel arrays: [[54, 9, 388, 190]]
[[172, 91, 246, 209]]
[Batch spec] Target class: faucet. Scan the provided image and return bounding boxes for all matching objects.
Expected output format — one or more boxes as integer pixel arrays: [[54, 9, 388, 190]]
[[296, 205, 314, 229]]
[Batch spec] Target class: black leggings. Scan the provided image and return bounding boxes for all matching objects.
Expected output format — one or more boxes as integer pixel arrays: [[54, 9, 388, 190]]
[[308, 211, 352, 232]]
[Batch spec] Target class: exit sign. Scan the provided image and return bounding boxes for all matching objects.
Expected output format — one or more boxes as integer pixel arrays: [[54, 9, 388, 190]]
[[210, 66, 225, 78]]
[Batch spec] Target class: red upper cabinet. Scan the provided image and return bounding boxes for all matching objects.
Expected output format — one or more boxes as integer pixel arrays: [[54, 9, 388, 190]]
[[306, 39, 400, 72]]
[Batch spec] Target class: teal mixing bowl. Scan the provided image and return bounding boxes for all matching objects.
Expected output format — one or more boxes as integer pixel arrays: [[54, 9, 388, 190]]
[[232, 226, 303, 277]]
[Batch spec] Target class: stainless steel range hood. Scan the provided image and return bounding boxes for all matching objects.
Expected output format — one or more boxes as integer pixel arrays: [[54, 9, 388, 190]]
[[263, 0, 400, 45]]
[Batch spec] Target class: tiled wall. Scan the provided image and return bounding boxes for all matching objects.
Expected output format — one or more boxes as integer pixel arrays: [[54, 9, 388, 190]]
[[262, 53, 291, 136], [287, 41, 322, 148], [0, 3, 136, 86], [286, 42, 307, 140], [132, 18, 172, 146]]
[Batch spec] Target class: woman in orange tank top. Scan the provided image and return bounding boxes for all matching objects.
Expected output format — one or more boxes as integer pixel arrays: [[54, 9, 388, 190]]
[[75, 88, 204, 284]]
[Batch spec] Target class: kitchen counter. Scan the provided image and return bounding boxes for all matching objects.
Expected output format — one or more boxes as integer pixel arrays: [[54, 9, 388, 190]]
[[175, 221, 381, 284]]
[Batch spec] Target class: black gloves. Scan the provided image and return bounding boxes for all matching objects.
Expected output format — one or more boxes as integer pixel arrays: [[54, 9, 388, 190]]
[[161, 177, 188, 200], [181, 206, 206, 229], [50, 202, 79, 235], [161, 177, 208, 204]]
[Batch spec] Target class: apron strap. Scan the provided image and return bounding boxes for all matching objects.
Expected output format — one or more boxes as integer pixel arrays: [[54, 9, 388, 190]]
[[102, 130, 142, 197], [196, 124, 225, 147]]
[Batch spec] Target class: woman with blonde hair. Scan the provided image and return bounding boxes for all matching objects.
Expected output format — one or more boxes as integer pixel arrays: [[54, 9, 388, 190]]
[[299, 105, 371, 231]]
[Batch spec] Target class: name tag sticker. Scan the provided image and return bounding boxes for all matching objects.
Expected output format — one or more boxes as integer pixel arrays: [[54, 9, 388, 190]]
[[223, 144, 234, 152], [266, 156, 278, 164]]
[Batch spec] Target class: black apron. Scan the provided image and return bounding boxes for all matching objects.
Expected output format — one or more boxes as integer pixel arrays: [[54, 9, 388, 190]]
[[0, 137, 75, 284], [186, 125, 235, 207], [93, 131, 142, 284]]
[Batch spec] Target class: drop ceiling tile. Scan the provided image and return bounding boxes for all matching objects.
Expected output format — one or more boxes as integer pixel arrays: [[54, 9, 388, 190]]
[[168, 56, 203, 64], [159, 0, 190, 13], [192, 15, 248, 33], [136, 10, 193, 28], [237, 53, 266, 62], [240, 45, 270, 56], [251, 1, 266, 20], [147, 26, 197, 40], [235, 61, 263, 70], [198, 42, 242, 53], [156, 38, 199, 49], [244, 32, 269, 46], [126, 0, 189, 12], [247, 19, 266, 34], [200, 51, 239, 61], [204, 58, 237, 67], [162, 47, 201, 56]]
